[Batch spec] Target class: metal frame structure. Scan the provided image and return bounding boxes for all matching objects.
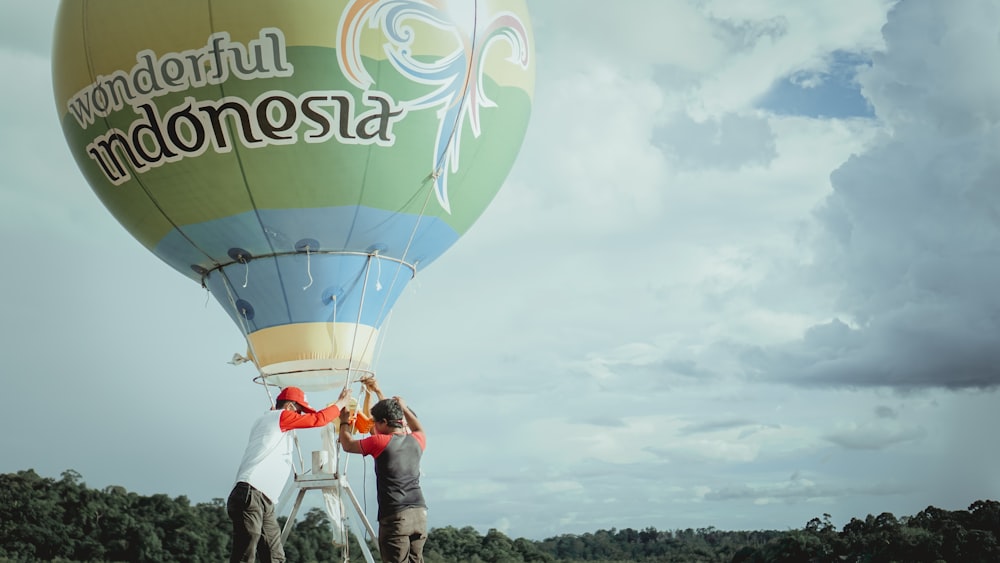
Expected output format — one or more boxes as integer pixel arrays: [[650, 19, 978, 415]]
[[281, 448, 378, 563]]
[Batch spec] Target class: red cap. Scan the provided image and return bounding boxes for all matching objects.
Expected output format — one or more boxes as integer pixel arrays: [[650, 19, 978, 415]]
[[276, 387, 317, 413]]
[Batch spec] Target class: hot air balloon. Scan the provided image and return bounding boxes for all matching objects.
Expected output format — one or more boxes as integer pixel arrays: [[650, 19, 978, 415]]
[[51, 0, 534, 391]]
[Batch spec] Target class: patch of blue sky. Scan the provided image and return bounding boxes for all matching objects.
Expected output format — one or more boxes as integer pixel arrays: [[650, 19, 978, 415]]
[[758, 50, 875, 118]]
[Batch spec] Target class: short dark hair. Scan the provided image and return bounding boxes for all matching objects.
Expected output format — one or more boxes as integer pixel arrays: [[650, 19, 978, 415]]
[[370, 398, 405, 428]]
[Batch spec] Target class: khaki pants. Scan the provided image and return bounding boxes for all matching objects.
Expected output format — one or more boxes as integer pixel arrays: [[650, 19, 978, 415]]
[[378, 507, 428, 563], [227, 482, 285, 563]]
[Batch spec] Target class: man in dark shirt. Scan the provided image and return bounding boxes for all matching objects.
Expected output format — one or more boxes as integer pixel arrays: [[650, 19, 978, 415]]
[[339, 378, 426, 563]]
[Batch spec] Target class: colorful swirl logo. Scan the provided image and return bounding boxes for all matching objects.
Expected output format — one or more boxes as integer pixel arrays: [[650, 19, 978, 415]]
[[338, 0, 530, 214]]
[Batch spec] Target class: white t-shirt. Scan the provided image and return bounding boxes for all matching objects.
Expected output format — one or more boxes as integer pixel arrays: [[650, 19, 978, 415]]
[[233, 410, 294, 502]]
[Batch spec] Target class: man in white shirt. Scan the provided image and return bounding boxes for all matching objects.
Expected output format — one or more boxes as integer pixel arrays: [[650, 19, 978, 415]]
[[228, 386, 351, 563]]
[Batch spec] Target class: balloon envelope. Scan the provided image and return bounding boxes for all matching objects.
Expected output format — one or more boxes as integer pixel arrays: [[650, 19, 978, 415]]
[[52, 0, 534, 389]]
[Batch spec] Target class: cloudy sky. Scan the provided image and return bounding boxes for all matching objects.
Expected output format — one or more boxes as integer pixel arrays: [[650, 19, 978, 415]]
[[4, 0, 1000, 542]]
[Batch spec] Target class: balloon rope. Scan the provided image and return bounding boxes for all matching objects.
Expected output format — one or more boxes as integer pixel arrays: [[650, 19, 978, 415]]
[[329, 291, 360, 479], [361, 183, 435, 369], [371, 309, 393, 371], [332, 292, 338, 332], [343, 254, 377, 390], [375, 254, 383, 291], [218, 269, 274, 406], [303, 246, 314, 290], [338, 255, 377, 479], [339, 385, 367, 476], [242, 261, 250, 288], [219, 267, 310, 475], [292, 430, 306, 475], [366, 178, 435, 343], [363, 0, 481, 335]]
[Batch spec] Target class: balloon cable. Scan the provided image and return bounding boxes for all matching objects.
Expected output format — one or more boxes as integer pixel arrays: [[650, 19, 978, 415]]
[[302, 246, 314, 290], [343, 253, 377, 390], [218, 268, 316, 475], [362, 0, 482, 337], [336, 253, 382, 478], [363, 176, 435, 342], [371, 309, 393, 371], [217, 269, 274, 406]]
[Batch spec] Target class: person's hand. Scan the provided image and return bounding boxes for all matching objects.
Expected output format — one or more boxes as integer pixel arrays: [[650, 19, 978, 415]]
[[334, 386, 351, 409], [339, 409, 351, 423], [393, 395, 407, 411], [360, 375, 381, 393]]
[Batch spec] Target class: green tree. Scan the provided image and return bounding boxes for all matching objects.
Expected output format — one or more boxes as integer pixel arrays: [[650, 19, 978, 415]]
[[0, 470, 68, 560], [426, 525, 486, 562], [512, 537, 554, 562], [478, 528, 522, 563], [6, 468, 1000, 563]]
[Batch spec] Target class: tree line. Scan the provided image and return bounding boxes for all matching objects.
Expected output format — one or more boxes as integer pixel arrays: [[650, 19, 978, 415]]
[[1, 469, 998, 562]]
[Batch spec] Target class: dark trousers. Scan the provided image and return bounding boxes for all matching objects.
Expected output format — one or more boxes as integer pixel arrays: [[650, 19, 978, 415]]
[[227, 482, 285, 563], [378, 507, 428, 563]]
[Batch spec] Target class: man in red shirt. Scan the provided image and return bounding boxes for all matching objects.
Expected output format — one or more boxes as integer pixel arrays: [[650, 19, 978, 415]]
[[228, 386, 351, 563], [339, 378, 427, 563]]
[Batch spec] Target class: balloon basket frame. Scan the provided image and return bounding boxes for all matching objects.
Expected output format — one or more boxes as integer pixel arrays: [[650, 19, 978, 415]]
[[283, 448, 378, 563]]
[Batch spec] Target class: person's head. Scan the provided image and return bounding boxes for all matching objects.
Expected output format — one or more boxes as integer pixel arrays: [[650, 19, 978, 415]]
[[370, 398, 405, 433], [274, 387, 317, 413]]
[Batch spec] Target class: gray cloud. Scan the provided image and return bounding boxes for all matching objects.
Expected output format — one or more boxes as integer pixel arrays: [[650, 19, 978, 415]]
[[874, 405, 898, 419], [703, 477, 917, 503], [743, 316, 1000, 389], [678, 418, 759, 436], [823, 425, 926, 451], [748, 0, 1000, 390]]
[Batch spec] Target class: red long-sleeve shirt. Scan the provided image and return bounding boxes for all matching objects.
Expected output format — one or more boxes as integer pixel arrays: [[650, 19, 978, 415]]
[[234, 404, 343, 501]]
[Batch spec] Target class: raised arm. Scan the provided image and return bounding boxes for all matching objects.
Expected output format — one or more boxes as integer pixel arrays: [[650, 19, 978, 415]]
[[338, 407, 364, 454], [281, 387, 351, 430], [360, 375, 385, 400], [395, 396, 423, 434]]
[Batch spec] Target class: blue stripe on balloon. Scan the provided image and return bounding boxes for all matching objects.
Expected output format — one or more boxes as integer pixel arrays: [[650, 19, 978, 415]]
[[150, 206, 459, 331], [202, 252, 410, 331], [152, 206, 460, 281]]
